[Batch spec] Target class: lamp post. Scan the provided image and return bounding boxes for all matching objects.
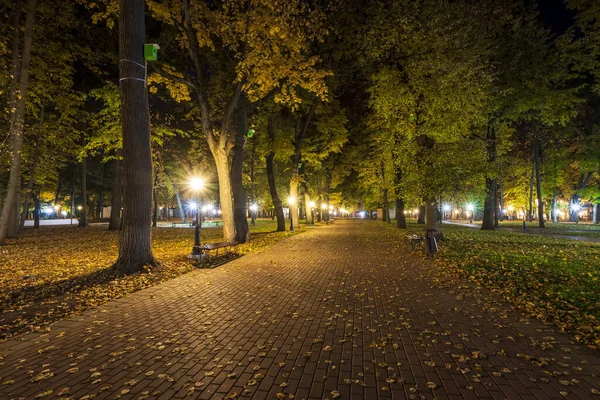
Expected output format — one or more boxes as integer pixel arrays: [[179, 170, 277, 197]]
[[466, 203, 474, 224], [189, 177, 204, 259], [309, 201, 315, 225], [250, 203, 259, 225], [288, 196, 296, 231]]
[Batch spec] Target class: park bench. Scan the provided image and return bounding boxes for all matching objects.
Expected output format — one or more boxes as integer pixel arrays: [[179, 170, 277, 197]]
[[172, 222, 193, 228], [201, 241, 239, 257]]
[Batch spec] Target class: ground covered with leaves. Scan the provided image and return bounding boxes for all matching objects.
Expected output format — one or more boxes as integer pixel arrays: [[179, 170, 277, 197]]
[[468, 220, 600, 238], [396, 221, 600, 347], [0, 220, 304, 341]]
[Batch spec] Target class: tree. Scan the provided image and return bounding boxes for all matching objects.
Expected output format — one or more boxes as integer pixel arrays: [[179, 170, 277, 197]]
[[147, 0, 329, 242], [112, 0, 157, 275], [0, 0, 36, 245]]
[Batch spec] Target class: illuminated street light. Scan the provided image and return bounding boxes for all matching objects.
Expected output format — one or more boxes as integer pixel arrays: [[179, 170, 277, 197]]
[[288, 196, 296, 231], [571, 203, 581, 212], [442, 204, 451, 212], [188, 177, 205, 260], [466, 203, 475, 223]]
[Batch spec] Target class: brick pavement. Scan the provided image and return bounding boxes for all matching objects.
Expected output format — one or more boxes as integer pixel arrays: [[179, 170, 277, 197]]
[[1, 220, 599, 400]]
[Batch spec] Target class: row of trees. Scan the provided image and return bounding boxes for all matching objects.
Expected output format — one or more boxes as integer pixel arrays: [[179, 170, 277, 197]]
[[1, 0, 599, 274]]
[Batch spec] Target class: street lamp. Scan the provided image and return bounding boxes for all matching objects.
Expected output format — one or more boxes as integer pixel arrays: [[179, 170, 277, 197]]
[[288, 196, 296, 231], [466, 203, 474, 224], [308, 201, 315, 225], [188, 177, 204, 259], [250, 203, 259, 225]]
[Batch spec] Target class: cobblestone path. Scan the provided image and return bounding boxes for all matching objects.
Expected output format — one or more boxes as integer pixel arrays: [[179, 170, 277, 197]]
[[1, 220, 599, 399]]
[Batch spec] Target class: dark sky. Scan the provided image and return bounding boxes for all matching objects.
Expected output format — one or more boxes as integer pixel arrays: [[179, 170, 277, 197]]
[[538, 0, 576, 34]]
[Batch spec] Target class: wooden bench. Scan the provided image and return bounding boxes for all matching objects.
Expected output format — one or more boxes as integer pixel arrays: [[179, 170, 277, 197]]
[[201, 241, 239, 257], [172, 222, 193, 228]]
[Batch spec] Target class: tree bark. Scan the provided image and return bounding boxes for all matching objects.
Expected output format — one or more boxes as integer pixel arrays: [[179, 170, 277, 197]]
[[482, 119, 497, 230], [152, 170, 159, 228], [231, 107, 250, 243], [79, 149, 88, 227], [533, 136, 545, 228], [528, 157, 534, 222], [108, 159, 122, 230], [266, 115, 285, 231], [499, 177, 505, 221], [594, 203, 600, 224], [395, 197, 406, 229], [20, 105, 45, 228], [113, 0, 157, 274], [0, 0, 36, 245], [214, 150, 236, 241], [417, 204, 426, 224], [33, 193, 40, 228]]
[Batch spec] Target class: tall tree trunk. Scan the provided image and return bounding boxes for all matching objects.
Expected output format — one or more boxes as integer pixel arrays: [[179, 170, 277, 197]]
[[533, 136, 545, 228], [33, 193, 40, 229], [425, 198, 438, 232], [266, 115, 285, 231], [20, 105, 44, 228], [594, 203, 600, 224], [79, 150, 88, 227], [231, 107, 250, 243], [108, 159, 122, 230], [417, 204, 426, 224], [528, 157, 534, 222], [214, 150, 236, 241], [482, 119, 497, 230], [152, 171, 158, 228], [0, 0, 36, 245], [113, 0, 157, 274]]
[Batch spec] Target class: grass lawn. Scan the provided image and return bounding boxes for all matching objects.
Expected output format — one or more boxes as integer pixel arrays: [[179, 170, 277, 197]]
[[458, 219, 600, 238], [0, 219, 305, 341], [391, 221, 600, 346]]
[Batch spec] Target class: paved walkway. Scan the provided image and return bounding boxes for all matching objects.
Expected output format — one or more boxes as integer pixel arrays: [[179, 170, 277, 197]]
[[1, 221, 599, 400]]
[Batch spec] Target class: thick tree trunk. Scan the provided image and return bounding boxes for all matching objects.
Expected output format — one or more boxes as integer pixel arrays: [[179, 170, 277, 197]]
[[482, 120, 497, 230], [0, 0, 36, 245], [231, 109, 250, 243], [425, 198, 438, 232], [152, 171, 158, 228], [594, 203, 600, 224], [214, 150, 236, 241], [108, 159, 122, 230], [96, 164, 104, 219], [481, 179, 496, 230], [79, 153, 88, 227], [417, 205, 426, 224], [113, 0, 157, 274], [533, 137, 545, 228]]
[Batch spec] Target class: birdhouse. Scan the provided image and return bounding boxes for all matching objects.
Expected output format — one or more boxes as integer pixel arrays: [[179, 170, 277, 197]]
[[144, 43, 160, 61]]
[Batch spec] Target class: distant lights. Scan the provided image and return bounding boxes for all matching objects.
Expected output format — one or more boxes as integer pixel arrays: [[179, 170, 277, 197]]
[[187, 201, 198, 211], [442, 204, 451, 212], [465, 203, 475, 212], [250, 204, 259, 212], [571, 203, 581, 212]]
